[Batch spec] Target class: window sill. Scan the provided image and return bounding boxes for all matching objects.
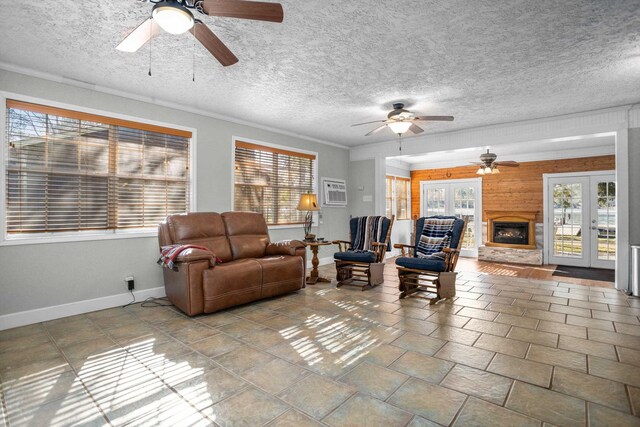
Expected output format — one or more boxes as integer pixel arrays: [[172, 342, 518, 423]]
[[267, 224, 306, 231], [0, 230, 158, 247]]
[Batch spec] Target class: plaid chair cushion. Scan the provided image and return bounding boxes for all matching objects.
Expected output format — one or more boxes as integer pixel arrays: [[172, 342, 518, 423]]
[[415, 218, 456, 258]]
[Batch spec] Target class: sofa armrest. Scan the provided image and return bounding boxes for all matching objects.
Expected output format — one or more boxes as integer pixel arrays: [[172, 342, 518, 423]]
[[175, 248, 218, 267], [266, 240, 306, 256]]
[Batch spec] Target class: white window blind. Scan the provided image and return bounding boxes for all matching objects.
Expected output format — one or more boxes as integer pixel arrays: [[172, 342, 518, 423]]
[[5, 100, 191, 235], [234, 141, 315, 225], [385, 175, 410, 220]]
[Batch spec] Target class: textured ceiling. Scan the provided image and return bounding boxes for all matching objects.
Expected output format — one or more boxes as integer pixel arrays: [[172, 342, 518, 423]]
[[1, 0, 640, 146]]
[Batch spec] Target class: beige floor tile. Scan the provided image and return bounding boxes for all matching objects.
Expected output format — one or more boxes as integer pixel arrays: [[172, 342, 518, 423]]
[[524, 308, 566, 323], [214, 344, 275, 375], [566, 315, 615, 332], [629, 386, 640, 416], [452, 298, 489, 309], [242, 358, 309, 394], [494, 313, 539, 329], [526, 344, 587, 372], [485, 302, 526, 316], [172, 367, 247, 409], [197, 312, 243, 328], [488, 353, 552, 387], [550, 304, 591, 318], [568, 299, 610, 311], [592, 310, 640, 325], [59, 336, 119, 364], [498, 291, 534, 300], [6, 390, 107, 427], [588, 328, 640, 351], [617, 347, 640, 367], [390, 332, 446, 356], [558, 335, 618, 360], [106, 322, 156, 341], [393, 318, 440, 336], [588, 356, 640, 388], [537, 320, 586, 339], [463, 318, 511, 337], [267, 409, 325, 427], [441, 365, 512, 405], [0, 324, 46, 341], [357, 343, 406, 367], [240, 328, 288, 349], [453, 396, 540, 427], [587, 402, 640, 427], [169, 323, 219, 344], [0, 342, 62, 372], [0, 331, 51, 354], [429, 325, 480, 345], [237, 307, 280, 322], [512, 299, 550, 311], [552, 367, 630, 413], [424, 312, 471, 328], [128, 338, 192, 368], [387, 378, 467, 426], [393, 306, 433, 320], [218, 318, 268, 338], [434, 341, 495, 370], [323, 393, 413, 427], [190, 332, 243, 358], [531, 295, 569, 305], [507, 326, 558, 348], [210, 387, 289, 426], [506, 381, 586, 426], [3, 370, 84, 416], [278, 374, 354, 419], [90, 312, 139, 330], [339, 361, 408, 400], [147, 351, 219, 388], [0, 355, 71, 383], [473, 334, 530, 358], [389, 351, 454, 384], [607, 305, 640, 316], [615, 322, 640, 336], [457, 307, 498, 321]]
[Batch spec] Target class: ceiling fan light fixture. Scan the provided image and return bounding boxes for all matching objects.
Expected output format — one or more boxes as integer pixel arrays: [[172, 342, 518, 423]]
[[387, 121, 412, 135], [493, 167, 500, 174], [476, 167, 485, 175], [152, 1, 194, 34], [484, 166, 492, 174]]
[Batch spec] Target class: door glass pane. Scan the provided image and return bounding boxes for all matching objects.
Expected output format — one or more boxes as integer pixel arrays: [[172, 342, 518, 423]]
[[454, 187, 475, 250], [426, 187, 446, 216], [596, 181, 616, 261], [553, 183, 583, 257]]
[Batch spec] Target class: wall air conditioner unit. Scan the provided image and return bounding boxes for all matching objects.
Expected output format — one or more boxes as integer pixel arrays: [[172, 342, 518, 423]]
[[321, 177, 347, 207]]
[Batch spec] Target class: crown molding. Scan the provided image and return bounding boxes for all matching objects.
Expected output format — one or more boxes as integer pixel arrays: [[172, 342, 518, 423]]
[[0, 62, 350, 151]]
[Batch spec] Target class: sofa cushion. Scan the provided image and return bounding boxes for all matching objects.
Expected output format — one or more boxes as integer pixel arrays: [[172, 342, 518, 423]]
[[167, 212, 233, 262], [223, 212, 270, 259], [395, 256, 446, 272], [202, 259, 262, 313], [334, 251, 377, 263], [256, 255, 304, 298]]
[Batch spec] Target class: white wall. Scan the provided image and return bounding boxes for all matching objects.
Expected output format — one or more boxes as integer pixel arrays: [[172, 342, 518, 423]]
[[347, 159, 376, 218], [0, 70, 350, 318]]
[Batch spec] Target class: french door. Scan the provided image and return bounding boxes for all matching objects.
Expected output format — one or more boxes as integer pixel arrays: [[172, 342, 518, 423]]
[[545, 172, 616, 269], [420, 179, 482, 257]]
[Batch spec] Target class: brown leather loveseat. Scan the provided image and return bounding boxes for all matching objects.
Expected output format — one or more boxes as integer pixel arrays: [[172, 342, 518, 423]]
[[158, 211, 306, 316]]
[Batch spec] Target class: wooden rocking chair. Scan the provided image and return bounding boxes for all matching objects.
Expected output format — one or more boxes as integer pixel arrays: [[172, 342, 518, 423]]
[[332, 215, 394, 290], [394, 216, 466, 304]]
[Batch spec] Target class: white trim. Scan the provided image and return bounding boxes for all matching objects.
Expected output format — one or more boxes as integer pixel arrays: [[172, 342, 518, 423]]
[[0, 91, 197, 245], [543, 170, 615, 179], [0, 286, 167, 331], [385, 174, 411, 221], [615, 128, 630, 291], [231, 136, 319, 227], [0, 62, 349, 150], [385, 158, 411, 171]]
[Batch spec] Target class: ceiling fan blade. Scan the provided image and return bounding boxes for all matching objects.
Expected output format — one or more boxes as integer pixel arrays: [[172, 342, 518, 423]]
[[351, 120, 386, 127], [202, 0, 284, 22], [495, 161, 520, 167], [365, 124, 388, 136], [190, 21, 239, 66], [116, 18, 160, 52], [414, 115, 455, 122], [409, 124, 424, 134]]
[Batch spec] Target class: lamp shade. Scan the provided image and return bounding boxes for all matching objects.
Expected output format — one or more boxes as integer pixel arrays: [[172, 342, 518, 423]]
[[152, 1, 194, 34], [387, 121, 412, 135], [297, 193, 320, 211]]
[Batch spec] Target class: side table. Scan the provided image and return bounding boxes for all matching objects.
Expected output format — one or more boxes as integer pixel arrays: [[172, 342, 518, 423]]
[[305, 241, 331, 285]]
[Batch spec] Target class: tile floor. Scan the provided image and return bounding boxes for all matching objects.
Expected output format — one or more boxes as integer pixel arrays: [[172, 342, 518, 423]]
[[1, 261, 640, 426]]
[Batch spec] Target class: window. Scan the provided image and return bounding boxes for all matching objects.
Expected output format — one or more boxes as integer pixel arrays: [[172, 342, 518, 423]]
[[234, 140, 316, 225], [5, 100, 191, 239], [385, 175, 411, 220]]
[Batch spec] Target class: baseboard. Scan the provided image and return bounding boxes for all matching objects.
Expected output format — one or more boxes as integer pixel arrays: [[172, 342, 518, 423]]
[[306, 256, 334, 268], [0, 286, 166, 331]]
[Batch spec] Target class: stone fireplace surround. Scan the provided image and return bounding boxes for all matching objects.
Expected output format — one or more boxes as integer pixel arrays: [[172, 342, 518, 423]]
[[479, 210, 543, 265]]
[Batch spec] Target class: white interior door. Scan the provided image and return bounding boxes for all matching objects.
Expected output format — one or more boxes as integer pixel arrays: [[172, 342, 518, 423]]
[[546, 173, 615, 269], [421, 179, 481, 257]]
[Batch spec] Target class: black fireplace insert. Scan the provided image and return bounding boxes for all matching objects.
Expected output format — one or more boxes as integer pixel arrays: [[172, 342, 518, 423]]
[[493, 221, 529, 245]]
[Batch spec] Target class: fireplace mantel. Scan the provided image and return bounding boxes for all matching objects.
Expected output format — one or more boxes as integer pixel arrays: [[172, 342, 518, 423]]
[[485, 210, 537, 250]]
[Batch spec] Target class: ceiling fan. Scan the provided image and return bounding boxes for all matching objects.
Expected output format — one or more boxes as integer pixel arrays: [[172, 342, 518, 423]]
[[116, 0, 284, 67], [352, 103, 454, 137], [472, 149, 520, 175]]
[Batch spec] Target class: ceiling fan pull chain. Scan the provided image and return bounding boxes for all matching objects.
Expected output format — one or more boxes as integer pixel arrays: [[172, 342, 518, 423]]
[[399, 134, 402, 152], [192, 24, 196, 82], [148, 16, 153, 76]]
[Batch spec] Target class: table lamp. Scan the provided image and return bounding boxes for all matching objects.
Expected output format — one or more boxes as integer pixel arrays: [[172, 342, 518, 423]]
[[296, 193, 320, 241]]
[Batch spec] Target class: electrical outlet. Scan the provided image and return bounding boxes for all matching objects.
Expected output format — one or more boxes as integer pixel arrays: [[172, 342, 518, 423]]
[[125, 276, 135, 291]]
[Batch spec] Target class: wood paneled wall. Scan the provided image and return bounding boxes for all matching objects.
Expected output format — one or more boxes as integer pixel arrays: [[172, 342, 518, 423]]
[[410, 155, 615, 223]]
